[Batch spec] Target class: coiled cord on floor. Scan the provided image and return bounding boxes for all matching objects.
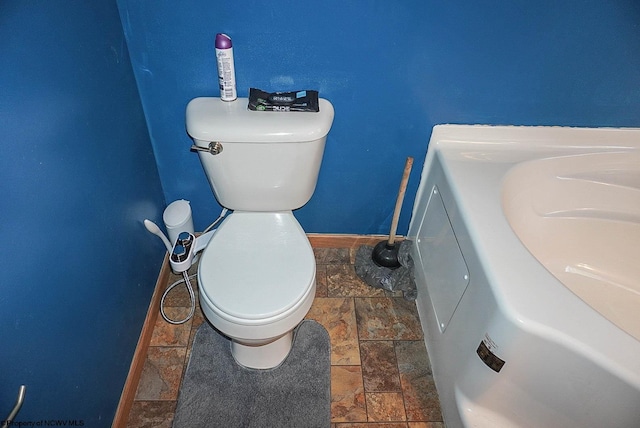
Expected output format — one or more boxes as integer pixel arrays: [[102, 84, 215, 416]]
[[160, 271, 197, 325]]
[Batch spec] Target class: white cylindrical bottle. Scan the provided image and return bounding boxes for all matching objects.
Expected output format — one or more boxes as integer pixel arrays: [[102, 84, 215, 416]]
[[163, 199, 195, 245], [215, 33, 237, 102]]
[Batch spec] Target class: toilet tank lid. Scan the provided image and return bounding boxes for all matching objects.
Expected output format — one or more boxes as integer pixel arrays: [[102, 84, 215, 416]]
[[186, 97, 334, 143]]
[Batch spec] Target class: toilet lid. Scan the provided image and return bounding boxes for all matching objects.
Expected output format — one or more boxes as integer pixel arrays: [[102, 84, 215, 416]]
[[198, 212, 315, 321]]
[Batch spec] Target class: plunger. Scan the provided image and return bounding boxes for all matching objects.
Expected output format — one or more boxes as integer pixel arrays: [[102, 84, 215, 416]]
[[371, 156, 414, 269]]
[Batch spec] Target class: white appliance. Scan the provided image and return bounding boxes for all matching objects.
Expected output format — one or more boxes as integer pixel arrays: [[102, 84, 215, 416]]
[[186, 97, 334, 369]]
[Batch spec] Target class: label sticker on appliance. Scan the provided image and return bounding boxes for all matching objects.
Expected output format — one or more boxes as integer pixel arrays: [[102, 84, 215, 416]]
[[477, 334, 505, 373]]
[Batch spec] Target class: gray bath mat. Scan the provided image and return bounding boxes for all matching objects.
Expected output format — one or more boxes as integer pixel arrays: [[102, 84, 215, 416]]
[[173, 320, 330, 428]]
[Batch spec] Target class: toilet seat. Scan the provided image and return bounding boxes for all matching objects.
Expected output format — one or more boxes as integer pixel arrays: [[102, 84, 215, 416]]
[[198, 211, 315, 324]]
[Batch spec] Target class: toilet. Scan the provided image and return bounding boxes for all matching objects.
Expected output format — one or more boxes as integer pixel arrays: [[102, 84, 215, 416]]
[[185, 97, 334, 369]]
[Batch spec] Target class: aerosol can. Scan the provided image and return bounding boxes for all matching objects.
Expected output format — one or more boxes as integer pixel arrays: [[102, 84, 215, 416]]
[[215, 33, 237, 101]]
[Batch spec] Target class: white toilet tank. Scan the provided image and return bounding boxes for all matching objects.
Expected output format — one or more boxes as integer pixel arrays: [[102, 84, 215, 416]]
[[186, 97, 334, 211]]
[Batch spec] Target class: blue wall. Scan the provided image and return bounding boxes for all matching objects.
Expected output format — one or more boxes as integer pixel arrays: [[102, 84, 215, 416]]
[[118, 0, 640, 235], [0, 1, 165, 425]]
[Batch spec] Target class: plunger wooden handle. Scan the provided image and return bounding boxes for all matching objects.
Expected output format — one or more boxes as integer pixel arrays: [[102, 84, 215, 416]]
[[387, 156, 414, 245]]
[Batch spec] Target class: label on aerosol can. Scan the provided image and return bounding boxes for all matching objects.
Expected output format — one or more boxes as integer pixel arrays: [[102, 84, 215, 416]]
[[215, 33, 237, 102]]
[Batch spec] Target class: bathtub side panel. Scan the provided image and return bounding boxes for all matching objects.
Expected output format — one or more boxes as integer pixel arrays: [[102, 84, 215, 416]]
[[411, 154, 498, 428]]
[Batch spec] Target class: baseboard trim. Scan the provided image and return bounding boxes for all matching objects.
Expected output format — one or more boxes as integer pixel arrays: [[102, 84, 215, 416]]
[[307, 233, 395, 248], [112, 233, 399, 426], [112, 255, 170, 428]]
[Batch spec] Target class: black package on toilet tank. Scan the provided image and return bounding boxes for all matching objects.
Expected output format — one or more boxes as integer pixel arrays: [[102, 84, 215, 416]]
[[248, 88, 320, 112]]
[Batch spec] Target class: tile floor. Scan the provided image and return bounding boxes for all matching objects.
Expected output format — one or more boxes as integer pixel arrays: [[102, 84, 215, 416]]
[[125, 247, 444, 428]]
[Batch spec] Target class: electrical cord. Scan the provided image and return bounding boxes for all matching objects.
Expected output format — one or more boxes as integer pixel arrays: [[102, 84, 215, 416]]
[[160, 272, 197, 325], [159, 208, 229, 325]]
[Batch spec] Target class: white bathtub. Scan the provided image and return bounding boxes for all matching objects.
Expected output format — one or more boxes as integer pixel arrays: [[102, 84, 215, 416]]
[[408, 125, 640, 428]]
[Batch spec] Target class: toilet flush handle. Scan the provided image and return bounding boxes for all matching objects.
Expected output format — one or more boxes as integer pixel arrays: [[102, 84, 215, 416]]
[[190, 141, 223, 155]]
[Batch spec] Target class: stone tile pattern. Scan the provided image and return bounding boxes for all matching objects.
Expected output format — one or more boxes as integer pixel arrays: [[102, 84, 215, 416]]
[[125, 247, 443, 428]]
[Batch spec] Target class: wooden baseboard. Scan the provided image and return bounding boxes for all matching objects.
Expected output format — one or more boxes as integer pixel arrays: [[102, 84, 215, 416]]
[[112, 234, 399, 426], [307, 233, 398, 248], [112, 255, 170, 428]]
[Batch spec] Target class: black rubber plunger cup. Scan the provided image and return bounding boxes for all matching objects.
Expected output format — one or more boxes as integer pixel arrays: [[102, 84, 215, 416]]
[[372, 241, 401, 268], [371, 157, 414, 269]]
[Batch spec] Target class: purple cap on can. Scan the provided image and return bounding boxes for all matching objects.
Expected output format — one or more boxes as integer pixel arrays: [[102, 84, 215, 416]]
[[215, 33, 232, 49]]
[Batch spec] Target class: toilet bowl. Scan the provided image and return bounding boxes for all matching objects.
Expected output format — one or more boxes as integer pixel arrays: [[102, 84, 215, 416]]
[[197, 211, 316, 369]]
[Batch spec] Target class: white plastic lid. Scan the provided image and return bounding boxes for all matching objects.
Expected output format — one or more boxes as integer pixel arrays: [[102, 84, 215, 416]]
[[163, 199, 191, 228], [186, 97, 334, 143], [198, 212, 315, 320]]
